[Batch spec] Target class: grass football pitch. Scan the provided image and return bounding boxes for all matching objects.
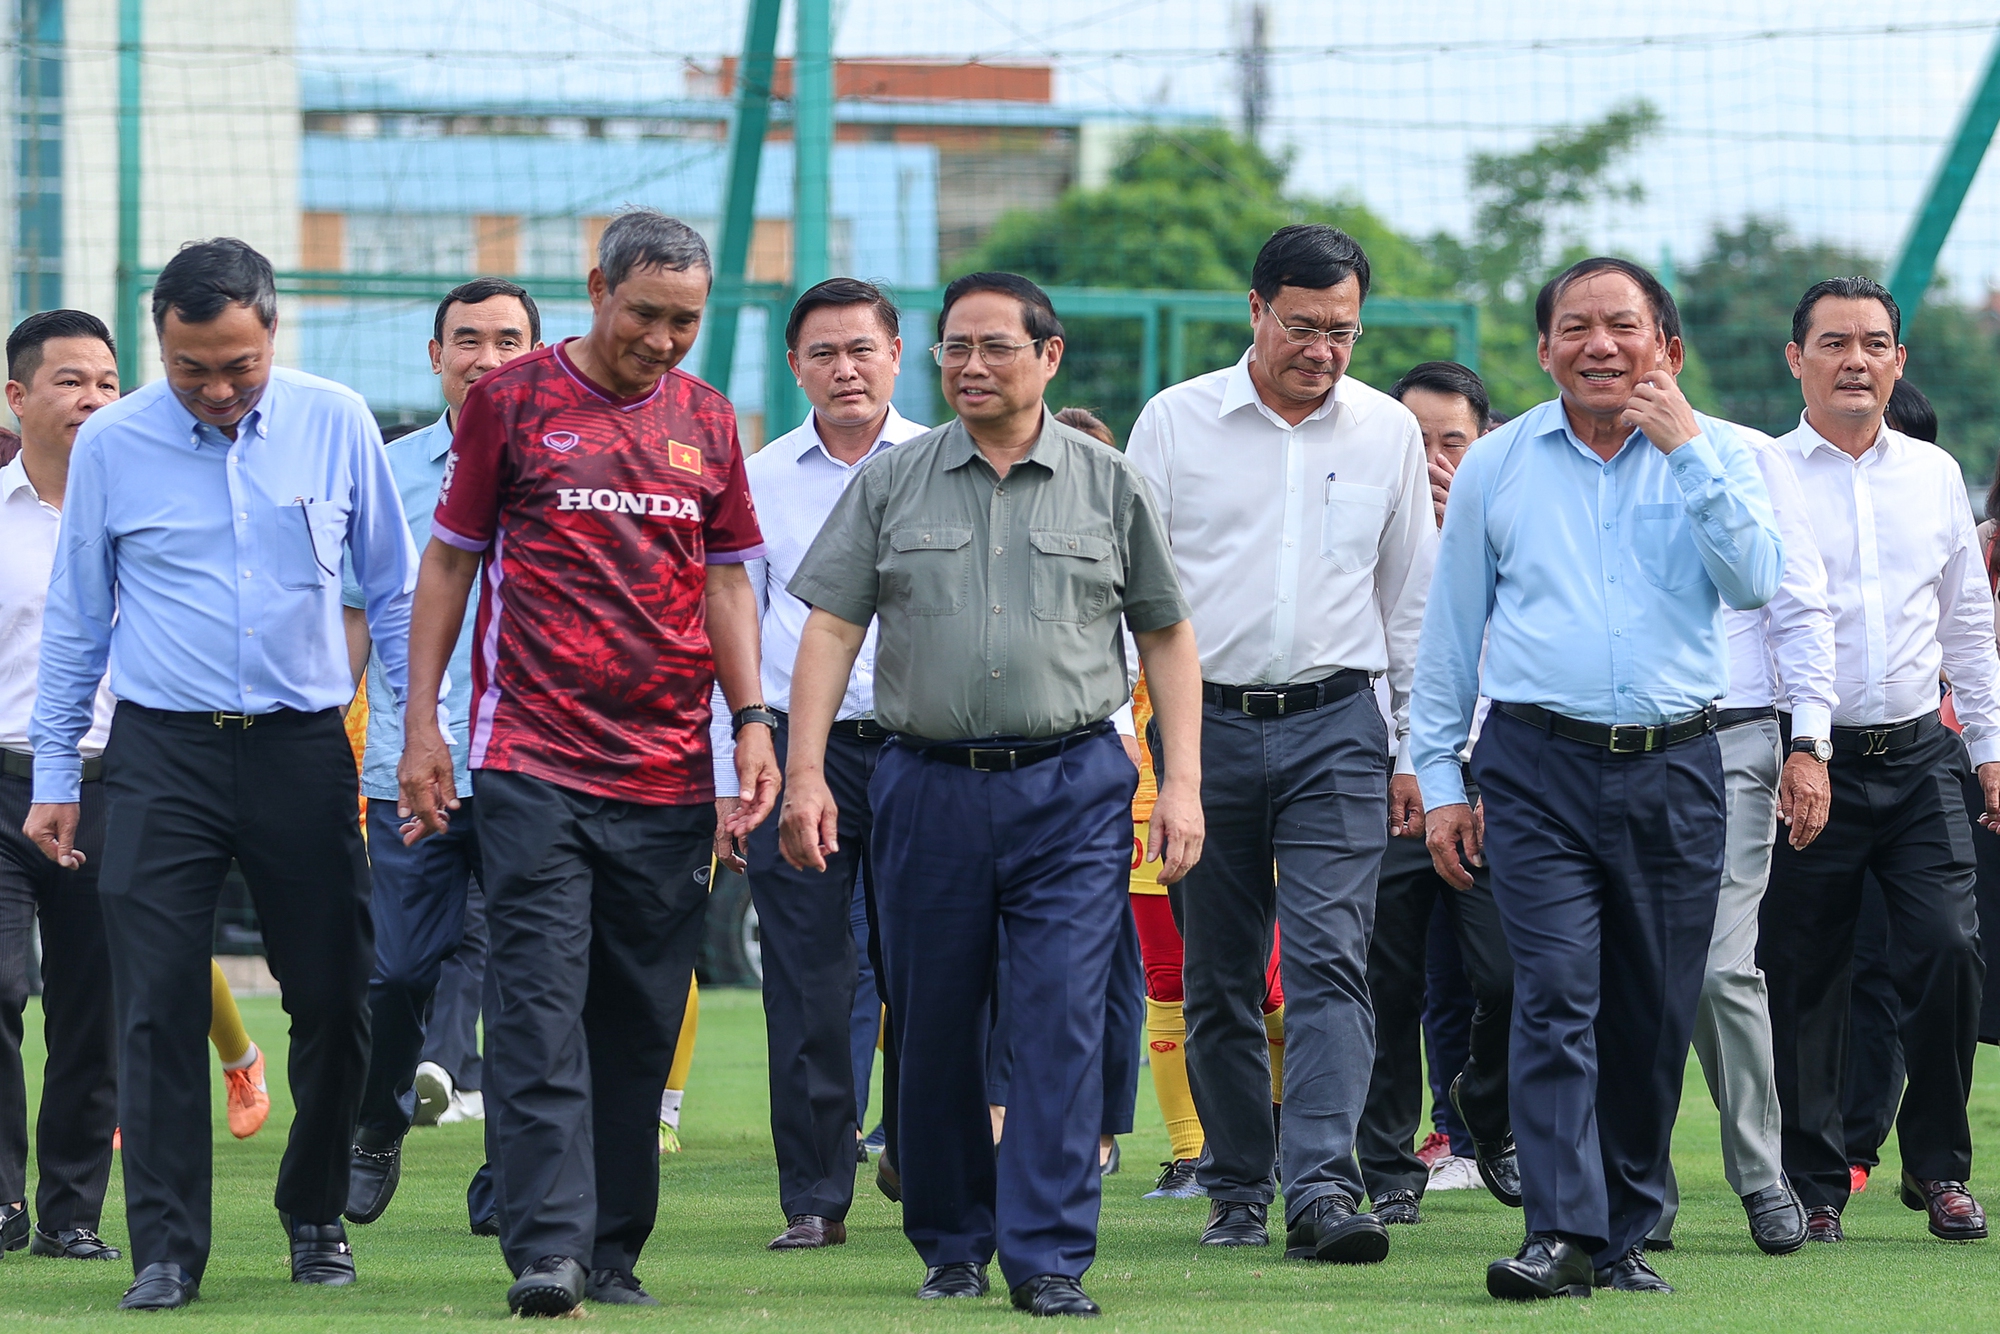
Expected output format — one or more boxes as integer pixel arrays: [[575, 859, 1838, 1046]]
[[3, 987, 1997, 1330]]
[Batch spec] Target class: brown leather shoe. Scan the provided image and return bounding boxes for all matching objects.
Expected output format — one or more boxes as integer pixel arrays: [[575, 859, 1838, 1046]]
[[1900, 1172, 1989, 1241], [768, 1215, 847, 1250], [1805, 1205, 1843, 1243]]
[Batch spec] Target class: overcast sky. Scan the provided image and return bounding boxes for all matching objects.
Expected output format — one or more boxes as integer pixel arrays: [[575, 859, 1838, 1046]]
[[303, 1, 2000, 300]]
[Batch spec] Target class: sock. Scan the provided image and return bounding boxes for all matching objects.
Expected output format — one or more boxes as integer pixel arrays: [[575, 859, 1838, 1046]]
[[1263, 1003, 1286, 1105], [209, 960, 253, 1067], [658, 1087, 684, 1129], [1145, 998, 1204, 1161], [223, 1040, 260, 1074], [666, 976, 700, 1091]]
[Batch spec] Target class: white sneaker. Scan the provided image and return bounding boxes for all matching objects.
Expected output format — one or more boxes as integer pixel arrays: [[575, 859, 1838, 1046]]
[[438, 1088, 485, 1124], [1426, 1155, 1483, 1191], [413, 1061, 453, 1127]]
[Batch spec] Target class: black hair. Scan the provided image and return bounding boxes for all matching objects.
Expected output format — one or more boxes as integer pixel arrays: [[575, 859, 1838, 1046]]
[[1791, 276, 1901, 349], [1388, 360, 1490, 430], [1535, 256, 1681, 340], [1886, 379, 1938, 444], [936, 272, 1063, 346], [151, 238, 277, 334], [8, 308, 114, 385], [785, 277, 900, 350], [434, 277, 540, 346], [1053, 405, 1115, 446], [1251, 224, 1372, 303]]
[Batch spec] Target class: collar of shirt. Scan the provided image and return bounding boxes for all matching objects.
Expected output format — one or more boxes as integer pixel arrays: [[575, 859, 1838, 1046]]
[[181, 398, 269, 454], [1217, 349, 1345, 431], [792, 403, 912, 469], [939, 408, 1066, 477], [0, 454, 43, 507], [1790, 410, 1890, 464]]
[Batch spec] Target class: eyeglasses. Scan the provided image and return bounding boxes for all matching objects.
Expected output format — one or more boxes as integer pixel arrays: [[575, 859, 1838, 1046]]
[[1276, 323, 1365, 349], [930, 339, 1039, 368]]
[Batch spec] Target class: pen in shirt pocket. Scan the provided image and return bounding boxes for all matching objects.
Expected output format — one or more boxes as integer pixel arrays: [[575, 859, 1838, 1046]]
[[1323, 471, 1336, 502]]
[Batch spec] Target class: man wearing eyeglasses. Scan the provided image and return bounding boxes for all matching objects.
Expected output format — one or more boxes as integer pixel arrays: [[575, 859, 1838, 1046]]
[[1125, 224, 1435, 1264], [782, 271, 1202, 1317], [706, 277, 926, 1252]]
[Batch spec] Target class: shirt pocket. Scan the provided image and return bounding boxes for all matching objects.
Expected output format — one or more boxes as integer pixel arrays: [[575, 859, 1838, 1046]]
[[1029, 529, 1117, 624], [885, 525, 973, 616], [272, 498, 342, 591], [1319, 481, 1390, 573], [1628, 502, 1707, 592]]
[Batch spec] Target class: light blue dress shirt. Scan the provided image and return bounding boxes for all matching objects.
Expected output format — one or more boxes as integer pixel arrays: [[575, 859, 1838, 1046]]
[[32, 368, 417, 802], [1410, 397, 1783, 810], [341, 412, 476, 801]]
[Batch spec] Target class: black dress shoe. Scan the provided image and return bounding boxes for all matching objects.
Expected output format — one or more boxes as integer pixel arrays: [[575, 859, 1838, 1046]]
[[1285, 1192, 1389, 1263], [1742, 1181, 1808, 1255], [120, 1262, 200, 1310], [508, 1255, 585, 1316], [30, 1226, 121, 1260], [1805, 1205, 1843, 1242], [769, 1214, 847, 1250], [0, 1200, 27, 1251], [877, 1155, 903, 1203], [281, 1211, 356, 1285], [469, 1213, 500, 1237], [1643, 1236, 1675, 1252], [343, 1139, 402, 1225], [1450, 1074, 1523, 1208], [1487, 1233, 1593, 1301], [1371, 1189, 1421, 1226], [1594, 1245, 1673, 1293], [1011, 1273, 1101, 1317], [916, 1261, 989, 1299], [1200, 1199, 1269, 1246], [586, 1268, 659, 1305]]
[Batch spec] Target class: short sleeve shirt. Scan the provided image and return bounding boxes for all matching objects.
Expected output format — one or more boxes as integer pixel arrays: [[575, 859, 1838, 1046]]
[[433, 341, 764, 805], [789, 412, 1188, 741]]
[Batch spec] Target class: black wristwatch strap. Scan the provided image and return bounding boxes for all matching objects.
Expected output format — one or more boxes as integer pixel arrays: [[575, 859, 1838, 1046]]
[[732, 705, 780, 736], [1789, 735, 1831, 760]]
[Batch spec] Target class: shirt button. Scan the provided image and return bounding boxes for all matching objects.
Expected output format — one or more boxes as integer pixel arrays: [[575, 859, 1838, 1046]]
[[245, 628, 254, 637], [993, 546, 1003, 555], [1614, 629, 1623, 636], [238, 512, 248, 521], [990, 670, 1000, 678], [1602, 521, 1611, 529], [1607, 574, 1617, 582], [242, 570, 252, 579], [996, 487, 1006, 496], [1285, 539, 1294, 547], [992, 606, 1003, 614]]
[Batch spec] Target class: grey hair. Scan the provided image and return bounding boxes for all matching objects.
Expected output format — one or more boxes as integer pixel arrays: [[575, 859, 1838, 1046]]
[[598, 209, 712, 290]]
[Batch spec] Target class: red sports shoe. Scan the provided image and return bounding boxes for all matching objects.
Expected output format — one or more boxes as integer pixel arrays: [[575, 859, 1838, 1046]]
[[1850, 1164, 1870, 1195], [1416, 1131, 1452, 1167]]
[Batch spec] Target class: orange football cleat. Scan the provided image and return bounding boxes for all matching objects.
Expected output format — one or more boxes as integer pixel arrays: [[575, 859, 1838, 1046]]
[[225, 1049, 270, 1139], [1850, 1164, 1870, 1196]]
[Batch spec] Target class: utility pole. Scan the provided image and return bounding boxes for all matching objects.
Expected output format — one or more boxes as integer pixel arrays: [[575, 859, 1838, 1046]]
[[1237, 3, 1270, 144]]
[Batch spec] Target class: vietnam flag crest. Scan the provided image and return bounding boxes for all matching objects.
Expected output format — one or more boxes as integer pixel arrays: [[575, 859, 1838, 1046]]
[[669, 439, 703, 475]]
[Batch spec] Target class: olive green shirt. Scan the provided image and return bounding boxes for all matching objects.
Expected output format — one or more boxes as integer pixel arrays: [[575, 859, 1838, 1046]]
[[790, 411, 1190, 742]]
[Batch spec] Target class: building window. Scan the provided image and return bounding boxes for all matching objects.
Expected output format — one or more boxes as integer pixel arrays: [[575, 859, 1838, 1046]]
[[344, 213, 477, 275]]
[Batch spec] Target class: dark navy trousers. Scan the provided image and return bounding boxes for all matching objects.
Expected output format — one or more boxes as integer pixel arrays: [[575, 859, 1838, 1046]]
[[871, 729, 1135, 1289], [1472, 708, 1725, 1264], [356, 797, 482, 1144]]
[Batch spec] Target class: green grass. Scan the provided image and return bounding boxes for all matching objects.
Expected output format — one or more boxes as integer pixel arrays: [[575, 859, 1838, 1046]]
[[3, 986, 1998, 1329]]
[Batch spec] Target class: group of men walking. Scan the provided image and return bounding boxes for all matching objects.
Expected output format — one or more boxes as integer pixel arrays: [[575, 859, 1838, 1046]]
[[0, 209, 1992, 1319]]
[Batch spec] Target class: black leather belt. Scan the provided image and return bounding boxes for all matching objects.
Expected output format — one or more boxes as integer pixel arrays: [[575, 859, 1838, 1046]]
[[1714, 706, 1778, 732], [1, 748, 100, 783], [1831, 712, 1936, 757], [771, 709, 887, 743], [120, 701, 332, 730], [901, 721, 1114, 772], [1203, 669, 1372, 718], [1498, 701, 1717, 754]]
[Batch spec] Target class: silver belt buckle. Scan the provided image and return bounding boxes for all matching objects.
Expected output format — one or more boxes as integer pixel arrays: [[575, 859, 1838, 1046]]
[[1239, 690, 1286, 717], [1607, 723, 1652, 754], [968, 748, 1017, 773]]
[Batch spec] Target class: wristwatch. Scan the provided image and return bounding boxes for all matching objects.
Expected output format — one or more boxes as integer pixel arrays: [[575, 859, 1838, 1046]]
[[1789, 736, 1832, 763], [732, 704, 780, 736]]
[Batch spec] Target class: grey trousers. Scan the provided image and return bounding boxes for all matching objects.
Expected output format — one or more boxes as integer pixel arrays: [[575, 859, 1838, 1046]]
[[1181, 691, 1387, 1226], [1653, 717, 1786, 1239]]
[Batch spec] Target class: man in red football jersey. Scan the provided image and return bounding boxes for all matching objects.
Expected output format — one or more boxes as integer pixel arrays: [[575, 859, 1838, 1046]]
[[399, 209, 780, 1318]]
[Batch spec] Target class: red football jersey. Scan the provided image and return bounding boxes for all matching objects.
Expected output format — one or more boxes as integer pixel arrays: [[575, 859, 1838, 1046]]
[[433, 341, 764, 804]]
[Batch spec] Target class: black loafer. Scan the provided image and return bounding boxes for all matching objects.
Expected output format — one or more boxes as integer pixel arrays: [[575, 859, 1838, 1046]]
[[120, 1261, 200, 1309], [281, 1212, 356, 1285], [586, 1268, 659, 1305], [916, 1261, 989, 1299], [1371, 1189, 1422, 1225], [1742, 1180, 1808, 1255], [1450, 1074, 1523, 1208], [1594, 1245, 1673, 1293], [1285, 1192, 1389, 1263], [0, 1200, 27, 1251], [343, 1139, 402, 1224], [30, 1226, 121, 1260], [1487, 1233, 1593, 1301], [1200, 1199, 1269, 1246], [877, 1155, 903, 1203], [1011, 1273, 1100, 1317], [508, 1255, 585, 1317]]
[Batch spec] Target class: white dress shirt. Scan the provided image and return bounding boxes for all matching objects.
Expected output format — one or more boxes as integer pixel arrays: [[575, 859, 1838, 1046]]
[[711, 406, 928, 796], [1126, 351, 1436, 760], [1776, 414, 2000, 764], [1721, 426, 1837, 738], [0, 456, 113, 755]]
